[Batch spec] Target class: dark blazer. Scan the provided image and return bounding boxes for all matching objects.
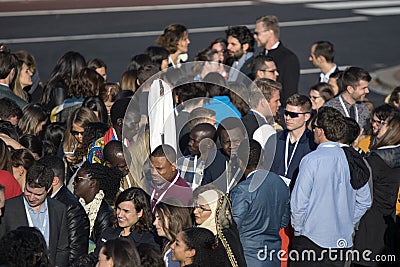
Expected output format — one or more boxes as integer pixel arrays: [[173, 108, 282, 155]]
[[0, 84, 28, 109], [94, 227, 159, 257], [264, 129, 317, 190], [53, 186, 89, 263], [91, 199, 113, 244], [267, 42, 300, 103], [201, 149, 229, 186], [0, 195, 69, 267], [241, 110, 268, 138]]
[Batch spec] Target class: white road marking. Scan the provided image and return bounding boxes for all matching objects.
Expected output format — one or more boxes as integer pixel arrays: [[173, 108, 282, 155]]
[[259, 0, 341, 4], [300, 66, 350, 75], [354, 7, 400, 16], [0, 1, 254, 17], [306, 0, 400, 10], [0, 16, 368, 44]]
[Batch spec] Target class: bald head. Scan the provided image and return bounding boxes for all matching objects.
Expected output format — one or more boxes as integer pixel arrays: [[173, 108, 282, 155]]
[[104, 140, 129, 176]]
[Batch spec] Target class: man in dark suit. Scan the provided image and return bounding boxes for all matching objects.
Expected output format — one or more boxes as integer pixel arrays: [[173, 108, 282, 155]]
[[242, 78, 282, 138], [0, 51, 28, 109], [308, 40, 339, 83], [254, 15, 300, 103], [226, 26, 255, 83], [39, 156, 89, 264], [0, 163, 69, 267]]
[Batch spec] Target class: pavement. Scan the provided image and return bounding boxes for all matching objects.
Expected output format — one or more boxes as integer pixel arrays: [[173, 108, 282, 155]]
[[372, 65, 400, 96]]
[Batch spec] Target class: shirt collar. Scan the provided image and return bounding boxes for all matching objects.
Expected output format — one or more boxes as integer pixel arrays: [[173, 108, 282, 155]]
[[24, 197, 48, 214]]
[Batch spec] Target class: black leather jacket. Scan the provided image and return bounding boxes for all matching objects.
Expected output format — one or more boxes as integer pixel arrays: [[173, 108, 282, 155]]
[[90, 199, 113, 244], [53, 186, 90, 263]]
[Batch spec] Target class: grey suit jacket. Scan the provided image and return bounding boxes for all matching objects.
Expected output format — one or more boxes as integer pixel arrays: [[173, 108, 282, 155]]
[[0, 195, 69, 267]]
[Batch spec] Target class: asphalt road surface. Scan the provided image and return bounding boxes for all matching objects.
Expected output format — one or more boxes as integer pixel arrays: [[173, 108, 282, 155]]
[[1, 0, 400, 106]]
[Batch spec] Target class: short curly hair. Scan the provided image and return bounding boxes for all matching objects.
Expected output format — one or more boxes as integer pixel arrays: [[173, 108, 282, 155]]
[[225, 26, 254, 52], [157, 24, 188, 54]]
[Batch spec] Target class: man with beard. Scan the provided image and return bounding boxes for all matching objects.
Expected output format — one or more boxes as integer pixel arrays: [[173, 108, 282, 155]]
[[324, 66, 371, 132], [226, 26, 255, 82]]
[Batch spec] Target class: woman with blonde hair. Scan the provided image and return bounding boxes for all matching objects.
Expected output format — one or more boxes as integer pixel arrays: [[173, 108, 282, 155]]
[[12, 50, 36, 102], [18, 103, 48, 136], [192, 184, 246, 267], [157, 24, 190, 68], [353, 114, 400, 266]]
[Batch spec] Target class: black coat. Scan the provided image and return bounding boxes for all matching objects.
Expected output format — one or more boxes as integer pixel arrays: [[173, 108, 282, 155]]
[[0, 195, 69, 267], [267, 42, 300, 103], [94, 227, 159, 257], [241, 110, 268, 139], [91, 199, 113, 244], [53, 186, 89, 263], [353, 145, 400, 266]]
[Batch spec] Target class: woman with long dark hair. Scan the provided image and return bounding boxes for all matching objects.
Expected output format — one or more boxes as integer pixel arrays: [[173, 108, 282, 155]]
[[94, 187, 158, 257], [171, 227, 217, 267], [353, 114, 400, 266]]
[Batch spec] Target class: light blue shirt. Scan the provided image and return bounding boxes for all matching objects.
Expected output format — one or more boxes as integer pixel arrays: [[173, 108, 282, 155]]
[[291, 142, 371, 248], [23, 197, 50, 247]]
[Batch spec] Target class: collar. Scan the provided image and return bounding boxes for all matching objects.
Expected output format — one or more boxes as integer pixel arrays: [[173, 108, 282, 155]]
[[24, 197, 48, 214], [246, 170, 258, 179], [0, 83, 9, 88], [250, 109, 267, 122], [320, 64, 337, 83], [279, 129, 309, 143], [270, 41, 280, 50], [317, 141, 340, 149], [50, 185, 63, 198], [152, 171, 179, 191], [377, 144, 400, 150]]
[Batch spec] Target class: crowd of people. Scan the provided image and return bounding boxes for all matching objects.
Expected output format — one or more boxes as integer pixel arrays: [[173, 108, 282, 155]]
[[0, 14, 400, 267]]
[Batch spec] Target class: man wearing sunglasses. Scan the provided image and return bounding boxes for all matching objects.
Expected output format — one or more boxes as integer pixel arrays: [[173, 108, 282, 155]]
[[290, 107, 371, 266], [254, 15, 300, 103], [264, 94, 316, 189]]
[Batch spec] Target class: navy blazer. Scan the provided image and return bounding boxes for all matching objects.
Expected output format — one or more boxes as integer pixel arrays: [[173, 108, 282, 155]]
[[264, 129, 317, 190]]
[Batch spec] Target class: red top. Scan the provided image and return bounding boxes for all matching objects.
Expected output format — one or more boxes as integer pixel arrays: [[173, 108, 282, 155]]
[[0, 170, 22, 200]]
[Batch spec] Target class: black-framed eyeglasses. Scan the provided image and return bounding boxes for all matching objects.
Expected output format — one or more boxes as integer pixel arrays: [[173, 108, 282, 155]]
[[194, 202, 212, 213], [284, 110, 310, 118], [70, 130, 84, 136], [370, 118, 386, 126], [260, 69, 278, 73]]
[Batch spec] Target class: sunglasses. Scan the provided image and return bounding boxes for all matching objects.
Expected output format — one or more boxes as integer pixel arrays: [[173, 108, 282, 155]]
[[74, 176, 91, 183], [284, 110, 310, 118], [260, 69, 278, 74], [311, 124, 322, 130], [70, 130, 84, 136]]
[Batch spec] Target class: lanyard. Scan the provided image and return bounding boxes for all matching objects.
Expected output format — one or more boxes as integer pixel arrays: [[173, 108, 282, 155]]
[[284, 133, 300, 177], [23, 198, 48, 239], [339, 96, 358, 122], [151, 173, 179, 213]]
